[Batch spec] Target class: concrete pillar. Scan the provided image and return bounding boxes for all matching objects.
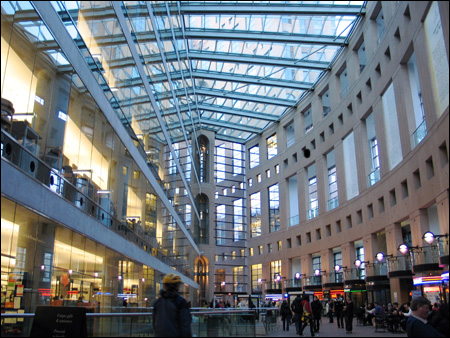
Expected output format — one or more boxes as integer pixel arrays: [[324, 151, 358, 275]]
[[385, 223, 403, 256], [436, 191, 449, 236], [342, 242, 356, 270], [409, 209, 429, 247], [363, 233, 378, 264]]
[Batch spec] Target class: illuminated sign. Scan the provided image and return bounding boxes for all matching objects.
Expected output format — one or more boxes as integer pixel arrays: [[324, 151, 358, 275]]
[[413, 276, 442, 285], [423, 286, 441, 293]]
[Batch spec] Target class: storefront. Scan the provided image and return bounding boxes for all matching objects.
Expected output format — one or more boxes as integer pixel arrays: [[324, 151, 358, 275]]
[[413, 275, 448, 304]]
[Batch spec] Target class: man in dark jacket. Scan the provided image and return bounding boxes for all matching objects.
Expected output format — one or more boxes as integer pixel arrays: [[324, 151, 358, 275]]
[[344, 295, 354, 333], [334, 294, 344, 329], [311, 296, 323, 333], [153, 273, 192, 337], [291, 294, 303, 334]]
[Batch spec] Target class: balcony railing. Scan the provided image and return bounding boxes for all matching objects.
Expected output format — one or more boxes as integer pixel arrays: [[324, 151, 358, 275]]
[[323, 272, 344, 284], [386, 255, 412, 275], [368, 167, 380, 186], [289, 214, 299, 226], [1, 129, 187, 275], [344, 268, 365, 281], [307, 207, 319, 220], [284, 278, 303, 289], [410, 245, 440, 267], [303, 276, 322, 287], [365, 262, 388, 277], [327, 197, 339, 211], [412, 119, 427, 147]]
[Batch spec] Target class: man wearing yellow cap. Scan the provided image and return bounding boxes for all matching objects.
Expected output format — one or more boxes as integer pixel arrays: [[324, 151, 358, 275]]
[[153, 273, 192, 337]]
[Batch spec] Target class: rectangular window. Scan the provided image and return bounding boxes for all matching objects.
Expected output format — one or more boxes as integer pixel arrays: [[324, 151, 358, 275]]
[[233, 199, 244, 241], [312, 256, 321, 285], [333, 251, 343, 283], [358, 41, 367, 72], [216, 144, 226, 182], [249, 145, 260, 168], [408, 53, 427, 147], [304, 108, 313, 133], [286, 122, 295, 148], [267, 134, 278, 160], [322, 89, 331, 116], [269, 184, 280, 232], [270, 260, 282, 284], [376, 8, 385, 42], [356, 247, 365, 279], [340, 67, 349, 97], [308, 177, 318, 219], [250, 192, 262, 237], [251, 264, 262, 291], [216, 204, 226, 245], [233, 143, 244, 175], [328, 165, 338, 210]]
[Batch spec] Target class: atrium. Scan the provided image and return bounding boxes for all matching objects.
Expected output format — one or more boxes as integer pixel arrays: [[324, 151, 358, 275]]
[[1, 0, 449, 330]]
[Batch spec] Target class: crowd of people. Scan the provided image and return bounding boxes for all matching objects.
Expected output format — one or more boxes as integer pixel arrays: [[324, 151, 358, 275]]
[[151, 278, 449, 338]]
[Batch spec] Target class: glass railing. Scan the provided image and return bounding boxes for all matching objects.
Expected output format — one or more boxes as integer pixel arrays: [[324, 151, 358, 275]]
[[368, 167, 380, 186], [386, 255, 412, 273], [365, 262, 387, 277], [412, 119, 427, 147], [1, 308, 259, 337], [307, 208, 319, 220], [327, 197, 339, 211], [324, 272, 344, 284], [344, 268, 365, 281], [303, 276, 322, 287], [410, 245, 440, 267], [284, 278, 303, 289], [289, 214, 299, 226]]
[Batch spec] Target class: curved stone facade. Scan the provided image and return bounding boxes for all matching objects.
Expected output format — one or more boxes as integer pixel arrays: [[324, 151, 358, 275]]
[[246, 1, 449, 305]]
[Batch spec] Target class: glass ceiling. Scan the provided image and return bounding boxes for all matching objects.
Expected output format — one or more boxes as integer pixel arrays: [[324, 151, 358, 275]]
[[5, 1, 366, 144]]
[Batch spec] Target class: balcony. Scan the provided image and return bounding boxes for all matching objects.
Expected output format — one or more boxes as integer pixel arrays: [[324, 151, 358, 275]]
[[365, 262, 388, 283], [327, 197, 339, 211], [307, 207, 319, 220], [303, 276, 322, 290], [284, 278, 303, 291], [368, 167, 380, 186], [412, 119, 427, 147], [386, 255, 413, 278], [410, 245, 441, 273], [323, 272, 344, 288], [289, 214, 299, 227]]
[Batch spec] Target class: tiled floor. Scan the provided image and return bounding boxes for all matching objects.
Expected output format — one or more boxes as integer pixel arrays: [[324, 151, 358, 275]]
[[264, 319, 407, 337]]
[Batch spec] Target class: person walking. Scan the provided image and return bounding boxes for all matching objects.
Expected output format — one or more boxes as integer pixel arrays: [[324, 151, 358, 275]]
[[334, 294, 344, 329], [327, 299, 334, 323], [344, 295, 354, 334], [291, 294, 303, 335], [299, 295, 315, 337], [281, 300, 293, 331], [153, 273, 192, 337], [311, 296, 323, 333]]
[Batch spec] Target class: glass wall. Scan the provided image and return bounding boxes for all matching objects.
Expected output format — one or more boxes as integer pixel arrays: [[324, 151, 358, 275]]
[[1, 197, 164, 315], [0, 1, 197, 280]]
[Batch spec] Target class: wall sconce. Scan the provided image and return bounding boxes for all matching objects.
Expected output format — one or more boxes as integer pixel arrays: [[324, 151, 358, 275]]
[[141, 278, 146, 283], [334, 265, 347, 272], [275, 274, 285, 282], [354, 259, 369, 268], [314, 269, 325, 276], [375, 252, 393, 262], [40, 265, 45, 271], [295, 272, 305, 280], [423, 231, 449, 245], [398, 243, 419, 255], [257, 278, 267, 284]]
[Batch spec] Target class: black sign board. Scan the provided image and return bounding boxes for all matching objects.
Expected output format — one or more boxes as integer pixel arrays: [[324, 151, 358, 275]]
[[30, 306, 87, 337]]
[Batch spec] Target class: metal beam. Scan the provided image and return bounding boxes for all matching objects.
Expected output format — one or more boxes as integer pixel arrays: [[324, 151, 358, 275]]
[[30, 2, 202, 283], [41, 29, 346, 52], [157, 3, 366, 16]]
